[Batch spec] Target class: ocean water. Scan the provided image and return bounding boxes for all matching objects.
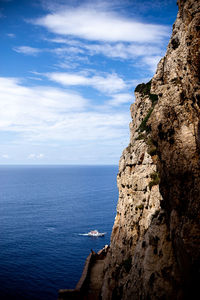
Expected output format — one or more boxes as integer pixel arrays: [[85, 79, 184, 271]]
[[0, 165, 118, 300]]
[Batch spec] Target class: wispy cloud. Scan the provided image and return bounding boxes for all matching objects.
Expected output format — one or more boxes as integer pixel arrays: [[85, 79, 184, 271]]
[[7, 33, 15, 38], [142, 55, 162, 72], [28, 153, 44, 159], [1, 0, 177, 164], [84, 43, 162, 59], [46, 72, 127, 94], [107, 93, 133, 106], [0, 77, 130, 144], [13, 42, 163, 73], [2, 154, 9, 159], [13, 46, 41, 56], [27, 2, 170, 75], [34, 6, 169, 43], [49, 39, 163, 60], [0, 77, 87, 136]]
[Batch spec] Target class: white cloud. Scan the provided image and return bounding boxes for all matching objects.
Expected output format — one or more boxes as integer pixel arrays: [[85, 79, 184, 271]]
[[13, 41, 163, 72], [28, 154, 36, 159], [52, 42, 150, 59], [52, 46, 84, 55], [34, 7, 169, 43], [0, 77, 87, 133], [28, 153, 44, 159], [2, 154, 9, 159], [28, 76, 43, 81], [44, 38, 164, 71], [46, 72, 127, 94], [84, 43, 162, 59], [0, 77, 130, 144], [7, 33, 15, 38], [13, 46, 41, 56], [107, 93, 133, 106], [142, 55, 162, 72]]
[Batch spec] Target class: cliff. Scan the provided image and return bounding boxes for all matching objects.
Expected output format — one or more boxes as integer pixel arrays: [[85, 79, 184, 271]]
[[100, 0, 200, 299]]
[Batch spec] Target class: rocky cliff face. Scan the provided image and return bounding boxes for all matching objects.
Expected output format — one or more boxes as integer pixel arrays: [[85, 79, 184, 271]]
[[101, 0, 200, 299]]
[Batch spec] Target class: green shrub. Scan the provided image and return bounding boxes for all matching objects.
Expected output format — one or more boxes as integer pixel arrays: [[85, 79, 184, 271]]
[[148, 145, 157, 156], [135, 80, 158, 134], [149, 172, 160, 190], [136, 133, 146, 140], [149, 93, 158, 105], [138, 108, 153, 132], [146, 137, 154, 146], [135, 80, 151, 95], [135, 80, 158, 105], [150, 172, 159, 181], [146, 137, 157, 156]]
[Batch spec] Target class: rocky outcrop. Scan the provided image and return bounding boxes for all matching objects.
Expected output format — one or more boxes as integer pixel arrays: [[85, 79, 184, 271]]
[[58, 246, 109, 300], [100, 0, 200, 299]]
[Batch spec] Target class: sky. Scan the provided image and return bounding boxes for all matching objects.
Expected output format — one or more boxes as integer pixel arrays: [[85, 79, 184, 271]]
[[0, 0, 178, 165]]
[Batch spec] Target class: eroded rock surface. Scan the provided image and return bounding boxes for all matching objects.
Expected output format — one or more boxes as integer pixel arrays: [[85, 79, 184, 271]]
[[101, 1, 200, 299]]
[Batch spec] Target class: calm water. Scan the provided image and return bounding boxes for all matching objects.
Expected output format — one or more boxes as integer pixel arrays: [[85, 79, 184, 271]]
[[0, 165, 118, 300]]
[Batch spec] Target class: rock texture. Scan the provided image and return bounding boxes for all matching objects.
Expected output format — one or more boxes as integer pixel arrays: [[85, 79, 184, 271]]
[[100, 0, 200, 299]]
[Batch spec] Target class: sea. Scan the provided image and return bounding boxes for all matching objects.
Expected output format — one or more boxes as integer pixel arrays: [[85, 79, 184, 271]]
[[0, 165, 118, 300]]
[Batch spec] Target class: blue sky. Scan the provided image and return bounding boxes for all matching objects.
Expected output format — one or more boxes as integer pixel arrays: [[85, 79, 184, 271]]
[[0, 0, 178, 165]]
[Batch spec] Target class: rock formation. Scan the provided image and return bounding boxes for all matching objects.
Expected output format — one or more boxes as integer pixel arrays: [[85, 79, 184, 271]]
[[100, 0, 200, 299]]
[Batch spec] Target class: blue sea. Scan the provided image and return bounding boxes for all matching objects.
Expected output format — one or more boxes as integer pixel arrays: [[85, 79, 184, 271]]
[[0, 165, 118, 300]]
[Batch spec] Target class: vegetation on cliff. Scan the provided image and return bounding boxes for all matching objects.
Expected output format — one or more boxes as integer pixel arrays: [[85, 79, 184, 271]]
[[100, 1, 200, 299], [135, 81, 158, 133]]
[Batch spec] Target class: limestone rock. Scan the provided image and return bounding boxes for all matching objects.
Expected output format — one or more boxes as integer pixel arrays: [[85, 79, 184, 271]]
[[101, 0, 200, 299]]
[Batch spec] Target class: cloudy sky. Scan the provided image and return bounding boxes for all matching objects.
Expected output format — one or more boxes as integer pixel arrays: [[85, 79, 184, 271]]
[[0, 0, 177, 165]]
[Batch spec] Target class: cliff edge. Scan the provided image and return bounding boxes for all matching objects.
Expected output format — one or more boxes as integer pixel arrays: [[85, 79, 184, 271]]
[[101, 0, 200, 299]]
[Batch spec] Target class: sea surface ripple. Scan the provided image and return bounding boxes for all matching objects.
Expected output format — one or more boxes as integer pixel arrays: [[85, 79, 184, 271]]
[[0, 165, 118, 300]]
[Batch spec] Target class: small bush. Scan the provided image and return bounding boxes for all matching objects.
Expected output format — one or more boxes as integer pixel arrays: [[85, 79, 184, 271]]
[[146, 138, 157, 156], [149, 172, 160, 190], [136, 133, 146, 140], [150, 172, 159, 181], [148, 145, 157, 156], [149, 93, 158, 105], [135, 81, 158, 104], [138, 108, 153, 132], [135, 80, 151, 95], [147, 137, 156, 147]]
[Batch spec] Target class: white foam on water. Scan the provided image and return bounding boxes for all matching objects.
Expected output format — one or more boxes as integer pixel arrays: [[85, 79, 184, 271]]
[[78, 233, 89, 236], [46, 227, 56, 232]]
